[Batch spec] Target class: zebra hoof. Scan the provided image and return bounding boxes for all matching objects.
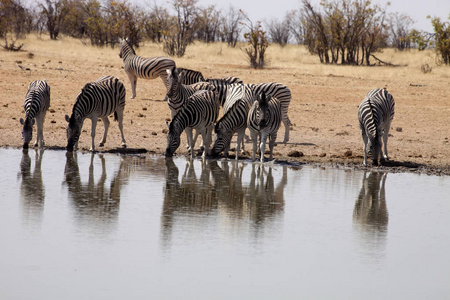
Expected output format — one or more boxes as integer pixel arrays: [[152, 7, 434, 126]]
[[130, 96, 136, 99], [98, 142, 104, 147], [122, 143, 127, 148], [33, 142, 38, 148]]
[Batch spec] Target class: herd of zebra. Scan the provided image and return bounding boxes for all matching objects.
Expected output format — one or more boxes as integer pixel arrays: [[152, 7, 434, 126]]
[[19, 39, 395, 166]]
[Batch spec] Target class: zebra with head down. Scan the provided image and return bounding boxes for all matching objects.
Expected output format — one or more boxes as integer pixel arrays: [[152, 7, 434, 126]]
[[165, 90, 219, 159], [358, 88, 395, 166], [20, 80, 50, 149], [65, 76, 127, 152]]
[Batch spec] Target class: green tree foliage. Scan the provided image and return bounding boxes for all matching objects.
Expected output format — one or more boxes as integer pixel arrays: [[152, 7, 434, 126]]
[[430, 17, 450, 65]]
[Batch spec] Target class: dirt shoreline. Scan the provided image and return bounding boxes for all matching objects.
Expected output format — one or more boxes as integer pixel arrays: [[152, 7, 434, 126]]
[[3, 144, 448, 176], [1, 36, 449, 176]]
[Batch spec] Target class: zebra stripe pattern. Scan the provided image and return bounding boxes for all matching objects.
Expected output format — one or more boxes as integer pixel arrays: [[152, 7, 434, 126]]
[[65, 75, 127, 151], [247, 82, 292, 143], [20, 80, 50, 149], [166, 67, 214, 118], [358, 88, 395, 166], [247, 92, 282, 162], [165, 90, 219, 158], [119, 39, 175, 99], [211, 84, 254, 159], [176, 67, 205, 85]]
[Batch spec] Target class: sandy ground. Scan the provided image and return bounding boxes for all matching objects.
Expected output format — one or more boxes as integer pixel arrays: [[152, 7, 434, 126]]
[[1, 38, 449, 175]]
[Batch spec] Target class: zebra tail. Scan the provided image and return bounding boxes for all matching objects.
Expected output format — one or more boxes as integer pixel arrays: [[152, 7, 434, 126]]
[[114, 111, 118, 121]]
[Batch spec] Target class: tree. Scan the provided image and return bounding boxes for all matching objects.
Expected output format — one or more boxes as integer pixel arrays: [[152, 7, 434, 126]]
[[242, 13, 269, 69], [388, 12, 415, 50], [219, 5, 244, 47], [162, 0, 198, 57], [266, 14, 291, 47], [0, 0, 32, 50], [143, 3, 171, 43], [430, 17, 450, 65], [39, 0, 69, 40], [195, 5, 221, 43], [301, 0, 388, 65]]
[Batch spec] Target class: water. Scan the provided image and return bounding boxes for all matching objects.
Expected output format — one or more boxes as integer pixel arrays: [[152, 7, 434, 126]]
[[1, 148, 449, 299]]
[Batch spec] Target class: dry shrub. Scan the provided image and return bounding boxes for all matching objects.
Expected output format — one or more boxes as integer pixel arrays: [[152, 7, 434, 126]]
[[421, 63, 432, 73]]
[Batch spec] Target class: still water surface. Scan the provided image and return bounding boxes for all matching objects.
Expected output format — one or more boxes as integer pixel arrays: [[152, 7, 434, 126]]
[[1, 148, 449, 299]]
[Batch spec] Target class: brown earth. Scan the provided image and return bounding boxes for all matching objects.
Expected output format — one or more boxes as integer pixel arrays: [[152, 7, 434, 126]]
[[1, 36, 449, 175]]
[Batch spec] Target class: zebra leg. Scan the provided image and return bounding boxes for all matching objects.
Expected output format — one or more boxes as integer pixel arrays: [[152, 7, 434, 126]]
[[127, 72, 137, 99], [200, 128, 209, 158], [260, 133, 268, 163], [235, 129, 246, 160], [35, 114, 44, 148], [116, 110, 127, 148], [361, 130, 368, 166], [382, 122, 392, 161], [185, 127, 195, 159], [90, 118, 98, 151], [98, 116, 110, 147], [269, 132, 277, 160], [282, 115, 291, 143], [250, 130, 258, 162]]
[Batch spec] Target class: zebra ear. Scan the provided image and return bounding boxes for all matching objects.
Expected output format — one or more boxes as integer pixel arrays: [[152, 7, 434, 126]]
[[20, 118, 24, 125], [65, 115, 70, 123]]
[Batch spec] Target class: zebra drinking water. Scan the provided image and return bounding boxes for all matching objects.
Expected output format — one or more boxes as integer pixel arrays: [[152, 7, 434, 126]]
[[65, 76, 127, 152], [20, 80, 50, 149], [358, 88, 395, 166], [119, 38, 175, 99], [247, 92, 282, 162], [211, 84, 255, 159], [165, 90, 219, 158]]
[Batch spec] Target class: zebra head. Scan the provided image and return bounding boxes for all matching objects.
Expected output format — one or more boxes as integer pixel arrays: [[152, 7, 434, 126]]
[[118, 38, 135, 59], [19, 117, 35, 149], [165, 121, 181, 157], [65, 113, 83, 151], [166, 67, 185, 99], [211, 122, 233, 157], [255, 92, 271, 129]]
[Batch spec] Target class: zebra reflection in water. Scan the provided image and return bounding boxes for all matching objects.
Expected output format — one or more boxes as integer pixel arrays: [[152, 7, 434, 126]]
[[18, 149, 45, 226], [161, 158, 288, 249], [63, 152, 124, 232], [353, 171, 389, 258]]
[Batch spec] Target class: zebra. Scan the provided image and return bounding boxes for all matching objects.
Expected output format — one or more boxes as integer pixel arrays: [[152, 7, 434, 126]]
[[204, 79, 244, 107], [165, 67, 214, 118], [176, 67, 205, 85], [65, 75, 127, 152], [247, 92, 282, 162], [358, 88, 395, 166], [19, 80, 50, 149], [247, 82, 292, 143], [165, 90, 219, 158], [119, 38, 175, 99], [211, 84, 254, 159]]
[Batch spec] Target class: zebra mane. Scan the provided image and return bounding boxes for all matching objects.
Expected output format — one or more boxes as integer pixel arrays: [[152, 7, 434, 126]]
[[366, 98, 378, 141], [122, 38, 136, 55]]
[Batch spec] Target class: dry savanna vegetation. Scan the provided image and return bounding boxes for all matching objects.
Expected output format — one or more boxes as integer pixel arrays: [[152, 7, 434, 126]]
[[1, 34, 449, 174]]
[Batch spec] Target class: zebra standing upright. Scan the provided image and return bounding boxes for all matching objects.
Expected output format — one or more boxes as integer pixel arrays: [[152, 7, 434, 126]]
[[247, 92, 282, 162], [65, 76, 127, 151], [358, 88, 395, 166], [119, 38, 175, 99], [165, 90, 219, 158], [211, 84, 255, 159], [20, 80, 50, 149], [247, 82, 292, 143]]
